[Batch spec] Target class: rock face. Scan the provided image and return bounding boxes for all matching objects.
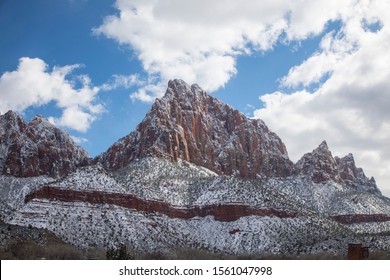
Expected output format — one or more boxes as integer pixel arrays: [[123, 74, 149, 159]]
[[0, 111, 88, 178], [25, 186, 298, 222], [295, 141, 380, 193], [295, 141, 340, 183], [98, 79, 293, 179], [335, 153, 379, 193]]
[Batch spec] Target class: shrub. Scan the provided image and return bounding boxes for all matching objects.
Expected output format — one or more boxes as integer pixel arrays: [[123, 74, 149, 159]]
[[106, 244, 134, 260]]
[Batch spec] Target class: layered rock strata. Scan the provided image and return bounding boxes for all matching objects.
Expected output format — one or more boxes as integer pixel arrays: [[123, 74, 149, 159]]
[[25, 186, 298, 222]]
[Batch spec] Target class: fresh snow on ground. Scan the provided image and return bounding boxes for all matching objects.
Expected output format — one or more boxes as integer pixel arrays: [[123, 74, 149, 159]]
[[2, 157, 390, 256]]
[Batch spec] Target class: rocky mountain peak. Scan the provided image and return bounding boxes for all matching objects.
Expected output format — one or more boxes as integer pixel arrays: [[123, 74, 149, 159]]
[[2, 110, 20, 119], [98, 80, 294, 178], [317, 140, 329, 150], [295, 141, 380, 193], [1, 110, 25, 131], [0, 111, 88, 178], [167, 79, 198, 94], [28, 114, 46, 123], [165, 79, 207, 100], [335, 153, 380, 194], [295, 141, 339, 183]]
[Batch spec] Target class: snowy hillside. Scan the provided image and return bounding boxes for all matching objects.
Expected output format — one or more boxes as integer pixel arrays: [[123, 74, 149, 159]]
[[1, 156, 388, 257], [9, 197, 351, 256]]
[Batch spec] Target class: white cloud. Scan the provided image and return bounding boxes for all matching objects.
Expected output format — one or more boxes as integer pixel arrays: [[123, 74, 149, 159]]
[[70, 135, 88, 144], [280, 31, 353, 88], [94, 0, 358, 102], [49, 106, 98, 133], [0, 57, 104, 132], [94, 0, 390, 196], [100, 73, 143, 91], [255, 0, 390, 196], [130, 82, 165, 103]]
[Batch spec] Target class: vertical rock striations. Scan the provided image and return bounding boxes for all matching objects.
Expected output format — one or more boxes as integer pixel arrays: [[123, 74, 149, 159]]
[[98, 79, 293, 179]]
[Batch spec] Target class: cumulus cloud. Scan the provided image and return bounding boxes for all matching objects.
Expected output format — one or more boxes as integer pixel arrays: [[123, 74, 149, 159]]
[[93, 0, 390, 195], [94, 0, 357, 102], [0, 57, 104, 132], [70, 135, 89, 144], [254, 0, 390, 196], [100, 73, 143, 91]]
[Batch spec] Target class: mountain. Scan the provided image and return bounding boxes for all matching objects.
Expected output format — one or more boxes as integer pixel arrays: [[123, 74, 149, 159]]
[[1, 80, 390, 258], [0, 111, 88, 178], [97, 79, 293, 179], [294, 140, 380, 194]]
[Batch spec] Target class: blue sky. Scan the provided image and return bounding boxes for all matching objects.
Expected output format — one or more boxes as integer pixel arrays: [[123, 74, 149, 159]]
[[1, 0, 390, 196]]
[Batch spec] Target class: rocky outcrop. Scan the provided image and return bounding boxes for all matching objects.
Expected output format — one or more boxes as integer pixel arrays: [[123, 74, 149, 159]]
[[25, 186, 298, 222], [0, 111, 88, 178], [295, 141, 380, 193], [332, 214, 390, 224], [97, 79, 293, 179], [335, 153, 379, 194], [295, 141, 340, 183]]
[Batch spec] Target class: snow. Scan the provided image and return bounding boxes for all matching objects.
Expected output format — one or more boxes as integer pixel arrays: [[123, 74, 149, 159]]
[[9, 198, 349, 256], [1, 155, 389, 257], [0, 175, 53, 212], [53, 164, 126, 193], [267, 177, 390, 215]]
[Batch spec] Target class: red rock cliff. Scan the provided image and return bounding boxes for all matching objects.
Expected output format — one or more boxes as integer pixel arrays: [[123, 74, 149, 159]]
[[25, 186, 298, 222], [294, 141, 380, 194], [0, 111, 89, 178], [97, 79, 293, 179]]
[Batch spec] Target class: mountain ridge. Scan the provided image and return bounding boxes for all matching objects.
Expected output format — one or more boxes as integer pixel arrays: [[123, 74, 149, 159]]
[[0, 79, 381, 194], [98, 79, 289, 178], [294, 140, 380, 194], [0, 110, 88, 178], [1, 79, 390, 258], [96, 79, 378, 193]]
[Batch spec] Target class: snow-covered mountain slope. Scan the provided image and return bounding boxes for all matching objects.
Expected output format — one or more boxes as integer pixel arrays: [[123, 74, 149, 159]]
[[273, 141, 390, 218], [9, 197, 352, 256], [294, 141, 380, 194], [113, 158, 304, 212], [2, 156, 388, 257], [267, 177, 390, 216], [21, 157, 306, 220], [0, 111, 88, 178], [0, 175, 54, 217], [51, 164, 126, 193], [2, 150, 390, 257]]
